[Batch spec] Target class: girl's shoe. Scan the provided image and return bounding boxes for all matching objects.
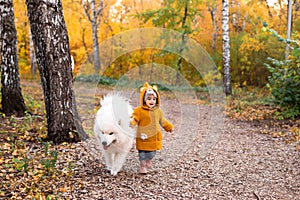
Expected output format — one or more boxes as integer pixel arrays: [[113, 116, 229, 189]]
[[140, 160, 147, 174]]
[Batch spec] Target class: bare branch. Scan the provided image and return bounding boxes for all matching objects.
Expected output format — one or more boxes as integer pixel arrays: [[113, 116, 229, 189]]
[[82, 0, 92, 22], [95, 0, 104, 26]]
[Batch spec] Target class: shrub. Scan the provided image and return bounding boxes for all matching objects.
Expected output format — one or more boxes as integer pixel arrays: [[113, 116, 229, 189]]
[[264, 27, 300, 119], [74, 74, 117, 85]]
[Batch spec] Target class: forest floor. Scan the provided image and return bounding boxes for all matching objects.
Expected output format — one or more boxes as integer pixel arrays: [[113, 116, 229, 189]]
[[0, 81, 299, 199]]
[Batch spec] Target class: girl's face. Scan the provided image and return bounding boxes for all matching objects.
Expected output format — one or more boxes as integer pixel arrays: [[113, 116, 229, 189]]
[[145, 95, 157, 108]]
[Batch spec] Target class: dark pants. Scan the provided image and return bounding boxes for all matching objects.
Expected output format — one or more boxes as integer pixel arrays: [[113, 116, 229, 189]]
[[138, 150, 156, 161]]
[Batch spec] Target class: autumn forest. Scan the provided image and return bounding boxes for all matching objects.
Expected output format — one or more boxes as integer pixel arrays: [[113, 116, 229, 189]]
[[0, 0, 300, 199], [12, 0, 299, 86]]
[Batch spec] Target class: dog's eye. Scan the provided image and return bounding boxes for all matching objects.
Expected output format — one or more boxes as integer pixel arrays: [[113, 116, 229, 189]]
[[109, 132, 114, 135], [101, 132, 104, 135]]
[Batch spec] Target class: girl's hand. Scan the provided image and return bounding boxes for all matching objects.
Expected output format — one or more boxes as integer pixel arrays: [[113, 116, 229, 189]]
[[129, 118, 136, 128]]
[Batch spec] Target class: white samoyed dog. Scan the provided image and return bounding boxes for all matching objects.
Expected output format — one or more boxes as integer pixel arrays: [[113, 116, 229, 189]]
[[94, 93, 135, 176]]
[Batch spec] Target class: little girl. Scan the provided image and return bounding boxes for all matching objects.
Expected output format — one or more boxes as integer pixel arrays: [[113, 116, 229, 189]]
[[131, 82, 174, 174]]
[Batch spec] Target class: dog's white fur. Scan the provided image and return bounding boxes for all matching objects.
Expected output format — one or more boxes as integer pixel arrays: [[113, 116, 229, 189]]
[[94, 93, 134, 175]]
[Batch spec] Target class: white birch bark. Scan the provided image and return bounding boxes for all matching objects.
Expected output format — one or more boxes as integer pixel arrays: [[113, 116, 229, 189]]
[[222, 0, 232, 95], [29, 30, 37, 76], [0, 0, 28, 116], [83, 0, 103, 73]]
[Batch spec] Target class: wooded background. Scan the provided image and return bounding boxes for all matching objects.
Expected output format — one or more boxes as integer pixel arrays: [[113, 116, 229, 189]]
[[0, 2, 299, 198], [13, 0, 299, 87]]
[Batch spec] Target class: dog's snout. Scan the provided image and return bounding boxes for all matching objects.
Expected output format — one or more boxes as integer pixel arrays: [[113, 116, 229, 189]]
[[102, 141, 107, 146]]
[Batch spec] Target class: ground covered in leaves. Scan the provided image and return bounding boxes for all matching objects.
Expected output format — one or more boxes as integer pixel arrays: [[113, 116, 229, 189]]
[[0, 82, 299, 199]]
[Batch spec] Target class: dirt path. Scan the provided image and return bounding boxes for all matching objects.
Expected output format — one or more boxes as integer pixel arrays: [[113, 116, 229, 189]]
[[61, 102, 299, 199], [4, 82, 298, 199]]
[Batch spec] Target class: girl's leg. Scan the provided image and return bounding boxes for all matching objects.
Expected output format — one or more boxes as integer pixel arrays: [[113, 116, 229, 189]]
[[138, 151, 148, 174], [146, 159, 152, 169], [140, 160, 147, 174], [145, 151, 156, 169]]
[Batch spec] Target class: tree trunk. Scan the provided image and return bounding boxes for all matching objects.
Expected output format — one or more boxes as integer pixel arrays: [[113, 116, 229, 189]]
[[285, 0, 293, 61], [91, 0, 101, 73], [26, 0, 88, 143], [208, 2, 218, 52], [83, 0, 103, 73], [29, 30, 37, 77], [176, 0, 189, 85], [0, 0, 28, 117], [222, 0, 232, 95]]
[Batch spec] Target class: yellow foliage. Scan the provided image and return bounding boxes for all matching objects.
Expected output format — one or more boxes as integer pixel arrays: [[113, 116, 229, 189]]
[[12, 0, 295, 81], [239, 35, 265, 53], [203, 70, 222, 86]]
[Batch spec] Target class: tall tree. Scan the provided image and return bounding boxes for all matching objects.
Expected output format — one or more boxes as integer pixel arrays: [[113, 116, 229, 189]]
[[285, 0, 293, 60], [175, 0, 189, 85], [222, 0, 232, 95], [29, 30, 37, 76], [207, 0, 218, 52], [26, 0, 88, 143], [82, 0, 104, 73], [0, 0, 28, 117]]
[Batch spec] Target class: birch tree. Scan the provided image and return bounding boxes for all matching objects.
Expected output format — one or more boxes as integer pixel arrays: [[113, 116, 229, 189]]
[[0, 0, 28, 117], [26, 0, 88, 143], [29, 30, 37, 76], [82, 0, 104, 73], [207, 0, 218, 52], [222, 0, 232, 95]]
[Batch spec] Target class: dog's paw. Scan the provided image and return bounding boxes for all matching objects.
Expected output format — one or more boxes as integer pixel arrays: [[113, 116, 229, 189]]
[[106, 166, 112, 171], [110, 170, 118, 176]]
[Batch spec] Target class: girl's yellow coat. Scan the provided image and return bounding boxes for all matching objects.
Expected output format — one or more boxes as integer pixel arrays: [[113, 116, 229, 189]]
[[131, 82, 173, 151]]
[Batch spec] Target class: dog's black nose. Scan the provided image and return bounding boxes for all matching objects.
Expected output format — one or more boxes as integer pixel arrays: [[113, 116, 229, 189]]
[[102, 141, 107, 146]]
